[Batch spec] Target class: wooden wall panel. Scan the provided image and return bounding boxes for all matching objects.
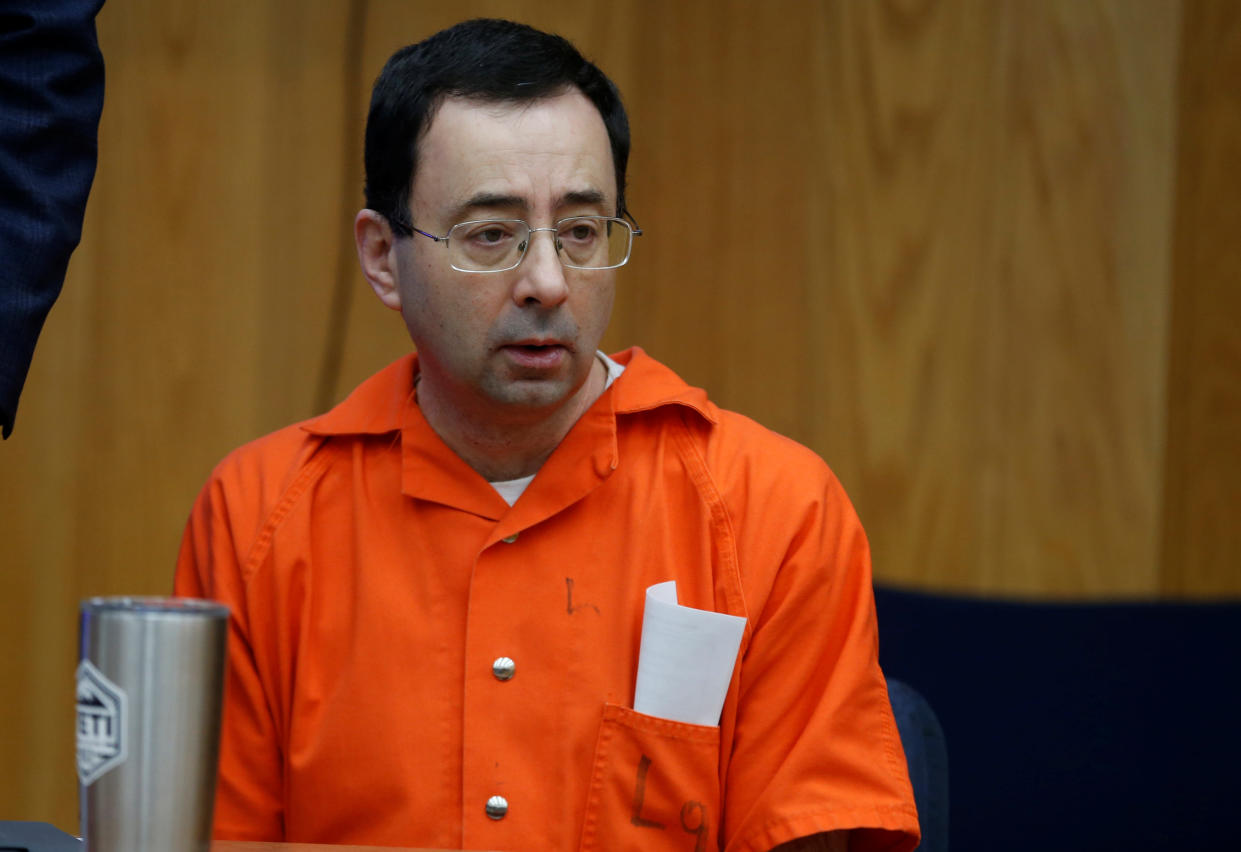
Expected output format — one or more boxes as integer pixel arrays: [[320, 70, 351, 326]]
[[808, 0, 1181, 596], [986, 0, 1181, 595], [1161, 0, 1241, 595], [808, 0, 1007, 592]]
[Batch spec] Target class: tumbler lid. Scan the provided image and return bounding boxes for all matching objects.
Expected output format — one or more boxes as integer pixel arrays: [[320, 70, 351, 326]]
[[80, 596, 229, 617]]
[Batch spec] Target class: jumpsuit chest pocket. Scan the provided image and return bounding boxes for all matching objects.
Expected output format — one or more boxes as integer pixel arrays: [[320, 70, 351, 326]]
[[578, 703, 722, 852]]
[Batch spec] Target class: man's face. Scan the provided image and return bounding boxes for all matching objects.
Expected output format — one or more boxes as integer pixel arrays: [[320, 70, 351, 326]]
[[391, 91, 617, 426]]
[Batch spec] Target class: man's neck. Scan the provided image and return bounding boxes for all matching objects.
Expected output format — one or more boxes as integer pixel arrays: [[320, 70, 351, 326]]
[[415, 357, 607, 482]]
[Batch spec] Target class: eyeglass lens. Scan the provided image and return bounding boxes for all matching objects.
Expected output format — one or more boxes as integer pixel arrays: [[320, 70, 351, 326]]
[[449, 217, 631, 271]]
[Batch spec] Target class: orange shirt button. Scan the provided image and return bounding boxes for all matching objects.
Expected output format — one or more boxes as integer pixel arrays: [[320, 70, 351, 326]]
[[485, 795, 508, 820], [492, 657, 516, 681], [501, 533, 519, 543]]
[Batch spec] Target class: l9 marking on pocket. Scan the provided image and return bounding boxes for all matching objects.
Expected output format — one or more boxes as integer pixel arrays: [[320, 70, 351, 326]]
[[680, 800, 709, 852], [630, 754, 714, 848], [630, 754, 666, 829]]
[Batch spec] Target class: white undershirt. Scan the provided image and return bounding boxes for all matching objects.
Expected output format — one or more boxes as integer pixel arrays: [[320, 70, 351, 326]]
[[489, 351, 625, 506]]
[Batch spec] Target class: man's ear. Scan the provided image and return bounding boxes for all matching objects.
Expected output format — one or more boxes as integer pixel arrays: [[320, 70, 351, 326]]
[[355, 209, 403, 311]]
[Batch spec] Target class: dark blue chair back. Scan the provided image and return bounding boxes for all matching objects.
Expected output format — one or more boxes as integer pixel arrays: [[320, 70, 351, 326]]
[[888, 678, 949, 852]]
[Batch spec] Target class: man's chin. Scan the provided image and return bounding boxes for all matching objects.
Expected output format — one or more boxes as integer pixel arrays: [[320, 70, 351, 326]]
[[486, 376, 577, 412], [481, 361, 600, 415]]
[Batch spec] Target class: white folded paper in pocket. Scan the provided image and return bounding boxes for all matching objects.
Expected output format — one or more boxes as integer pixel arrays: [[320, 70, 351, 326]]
[[633, 581, 747, 726]]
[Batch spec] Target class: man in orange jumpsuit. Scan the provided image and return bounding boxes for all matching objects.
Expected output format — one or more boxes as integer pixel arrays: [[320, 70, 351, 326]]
[[175, 18, 919, 852]]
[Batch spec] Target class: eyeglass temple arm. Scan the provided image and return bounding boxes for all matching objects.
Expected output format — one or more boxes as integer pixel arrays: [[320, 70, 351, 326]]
[[382, 210, 438, 242], [410, 225, 449, 243]]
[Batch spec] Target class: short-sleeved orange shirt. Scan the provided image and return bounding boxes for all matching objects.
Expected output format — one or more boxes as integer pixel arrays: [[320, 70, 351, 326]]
[[174, 348, 919, 852]]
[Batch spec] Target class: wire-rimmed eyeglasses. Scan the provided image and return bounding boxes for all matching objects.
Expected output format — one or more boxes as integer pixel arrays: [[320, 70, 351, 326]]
[[397, 216, 642, 273]]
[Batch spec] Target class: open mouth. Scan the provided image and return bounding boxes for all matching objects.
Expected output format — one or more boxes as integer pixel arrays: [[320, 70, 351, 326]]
[[503, 343, 567, 368]]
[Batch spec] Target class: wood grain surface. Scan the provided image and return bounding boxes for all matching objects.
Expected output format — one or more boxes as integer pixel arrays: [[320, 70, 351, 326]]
[[1160, 0, 1241, 595], [1, 0, 1236, 834]]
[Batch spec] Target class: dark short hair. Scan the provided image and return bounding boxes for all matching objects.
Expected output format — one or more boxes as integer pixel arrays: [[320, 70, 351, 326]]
[[364, 18, 632, 233]]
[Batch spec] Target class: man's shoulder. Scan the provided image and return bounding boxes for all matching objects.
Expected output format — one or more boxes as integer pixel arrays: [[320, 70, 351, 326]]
[[615, 349, 842, 498], [615, 349, 848, 515], [203, 417, 330, 510], [202, 355, 415, 507], [711, 406, 830, 466], [704, 407, 845, 510]]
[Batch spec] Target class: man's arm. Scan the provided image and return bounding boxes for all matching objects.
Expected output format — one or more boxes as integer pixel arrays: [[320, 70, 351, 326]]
[[174, 462, 286, 840], [709, 426, 920, 851]]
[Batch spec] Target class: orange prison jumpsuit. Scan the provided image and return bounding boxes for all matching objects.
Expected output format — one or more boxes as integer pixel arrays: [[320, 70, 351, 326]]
[[174, 348, 919, 852]]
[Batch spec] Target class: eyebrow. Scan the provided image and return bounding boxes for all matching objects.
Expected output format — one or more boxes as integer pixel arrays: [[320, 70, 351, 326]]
[[561, 189, 608, 208], [448, 193, 526, 222], [448, 188, 612, 222]]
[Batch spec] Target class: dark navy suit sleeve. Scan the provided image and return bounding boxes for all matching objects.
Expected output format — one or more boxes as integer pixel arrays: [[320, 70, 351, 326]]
[[0, 0, 105, 438]]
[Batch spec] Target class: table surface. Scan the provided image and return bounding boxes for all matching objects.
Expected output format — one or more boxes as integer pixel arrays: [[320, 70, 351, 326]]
[[213, 843, 491, 852]]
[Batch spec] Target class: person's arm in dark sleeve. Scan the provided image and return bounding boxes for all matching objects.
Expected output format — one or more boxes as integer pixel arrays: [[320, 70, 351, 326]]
[[0, 0, 105, 438]]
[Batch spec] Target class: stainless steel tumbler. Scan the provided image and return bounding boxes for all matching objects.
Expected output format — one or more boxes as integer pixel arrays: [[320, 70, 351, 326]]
[[77, 597, 229, 852]]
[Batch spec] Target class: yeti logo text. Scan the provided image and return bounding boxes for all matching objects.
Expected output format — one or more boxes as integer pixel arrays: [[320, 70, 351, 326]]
[[76, 659, 127, 785]]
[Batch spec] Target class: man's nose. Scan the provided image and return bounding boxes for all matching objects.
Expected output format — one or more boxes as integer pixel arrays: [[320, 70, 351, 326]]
[[512, 228, 569, 308]]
